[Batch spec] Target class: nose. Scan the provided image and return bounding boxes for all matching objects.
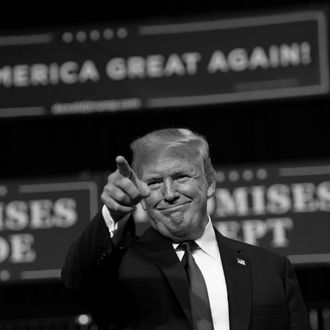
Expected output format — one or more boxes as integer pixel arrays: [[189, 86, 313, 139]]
[[162, 178, 179, 202]]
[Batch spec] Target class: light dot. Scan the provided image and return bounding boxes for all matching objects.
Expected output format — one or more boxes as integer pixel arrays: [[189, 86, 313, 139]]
[[76, 314, 91, 326], [76, 31, 87, 42], [117, 27, 128, 39], [103, 29, 114, 40], [62, 32, 73, 43], [229, 171, 239, 182], [243, 169, 253, 181], [256, 168, 267, 180], [0, 270, 10, 281], [215, 171, 225, 182], [0, 185, 7, 196], [90, 30, 100, 41]]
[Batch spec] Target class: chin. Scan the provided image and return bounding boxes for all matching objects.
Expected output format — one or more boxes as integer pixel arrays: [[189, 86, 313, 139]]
[[153, 221, 187, 239], [168, 223, 198, 240]]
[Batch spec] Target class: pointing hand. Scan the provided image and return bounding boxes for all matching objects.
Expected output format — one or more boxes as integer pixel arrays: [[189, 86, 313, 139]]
[[101, 156, 150, 222]]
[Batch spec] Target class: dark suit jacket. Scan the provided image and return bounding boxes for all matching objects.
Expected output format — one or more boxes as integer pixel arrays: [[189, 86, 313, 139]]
[[61, 212, 311, 330]]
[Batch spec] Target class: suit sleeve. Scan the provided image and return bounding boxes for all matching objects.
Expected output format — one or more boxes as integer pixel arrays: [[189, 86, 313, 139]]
[[61, 210, 135, 322], [284, 257, 311, 330]]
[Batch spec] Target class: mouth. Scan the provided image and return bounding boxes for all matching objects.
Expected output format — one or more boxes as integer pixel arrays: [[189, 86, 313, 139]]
[[157, 201, 191, 212]]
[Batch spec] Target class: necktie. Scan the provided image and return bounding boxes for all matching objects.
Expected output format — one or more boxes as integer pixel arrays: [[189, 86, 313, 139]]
[[180, 241, 214, 330]]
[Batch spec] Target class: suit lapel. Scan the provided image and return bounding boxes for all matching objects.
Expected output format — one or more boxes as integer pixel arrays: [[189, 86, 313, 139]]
[[136, 227, 194, 329], [215, 229, 252, 330]]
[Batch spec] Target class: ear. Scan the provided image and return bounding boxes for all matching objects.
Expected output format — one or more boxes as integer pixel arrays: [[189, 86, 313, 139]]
[[207, 180, 216, 198]]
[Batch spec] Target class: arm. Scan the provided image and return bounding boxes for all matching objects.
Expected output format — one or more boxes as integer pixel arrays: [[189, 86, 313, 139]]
[[61, 156, 150, 319], [61, 210, 132, 291], [61, 210, 136, 325]]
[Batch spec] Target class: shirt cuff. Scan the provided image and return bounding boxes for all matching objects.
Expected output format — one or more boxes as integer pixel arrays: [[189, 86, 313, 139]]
[[101, 205, 130, 238]]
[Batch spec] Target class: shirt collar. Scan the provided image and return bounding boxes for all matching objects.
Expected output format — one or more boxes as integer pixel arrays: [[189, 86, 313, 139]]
[[173, 216, 220, 260]]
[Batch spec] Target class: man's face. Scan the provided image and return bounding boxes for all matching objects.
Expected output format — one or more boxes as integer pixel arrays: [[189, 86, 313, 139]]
[[139, 147, 215, 242]]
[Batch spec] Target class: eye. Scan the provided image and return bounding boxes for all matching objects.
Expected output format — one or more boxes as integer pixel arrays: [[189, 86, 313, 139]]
[[147, 180, 162, 189], [175, 175, 190, 183]]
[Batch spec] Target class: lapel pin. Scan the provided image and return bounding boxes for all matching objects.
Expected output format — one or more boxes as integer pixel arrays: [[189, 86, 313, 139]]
[[237, 258, 246, 266]]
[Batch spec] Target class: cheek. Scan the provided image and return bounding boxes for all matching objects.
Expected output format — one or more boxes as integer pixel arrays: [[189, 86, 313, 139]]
[[143, 191, 161, 209], [180, 182, 205, 196]]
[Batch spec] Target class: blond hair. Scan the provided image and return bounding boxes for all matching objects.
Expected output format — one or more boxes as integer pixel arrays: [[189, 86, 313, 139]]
[[130, 128, 215, 185]]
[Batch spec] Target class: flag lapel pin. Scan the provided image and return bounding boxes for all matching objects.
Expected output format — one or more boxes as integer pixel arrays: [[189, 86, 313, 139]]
[[237, 258, 246, 266]]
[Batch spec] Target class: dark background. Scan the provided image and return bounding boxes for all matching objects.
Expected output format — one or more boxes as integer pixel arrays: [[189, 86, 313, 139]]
[[0, 0, 329, 324], [0, 0, 328, 28]]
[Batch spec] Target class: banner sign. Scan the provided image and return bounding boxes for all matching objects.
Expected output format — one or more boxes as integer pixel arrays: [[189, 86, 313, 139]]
[[0, 178, 99, 282], [209, 162, 330, 265], [131, 161, 330, 265], [0, 9, 328, 118]]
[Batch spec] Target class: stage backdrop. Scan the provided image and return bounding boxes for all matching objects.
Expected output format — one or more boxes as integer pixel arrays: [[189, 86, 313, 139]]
[[0, 8, 328, 118]]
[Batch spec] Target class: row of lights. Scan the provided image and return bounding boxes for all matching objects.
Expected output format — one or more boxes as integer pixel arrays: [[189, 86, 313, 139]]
[[216, 168, 268, 182], [62, 28, 128, 43]]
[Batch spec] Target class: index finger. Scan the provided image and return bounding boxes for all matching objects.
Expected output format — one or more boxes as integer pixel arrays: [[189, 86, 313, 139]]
[[115, 155, 150, 198], [116, 155, 133, 178]]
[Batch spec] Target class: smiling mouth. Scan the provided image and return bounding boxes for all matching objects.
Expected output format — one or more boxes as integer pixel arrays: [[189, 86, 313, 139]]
[[157, 201, 191, 211]]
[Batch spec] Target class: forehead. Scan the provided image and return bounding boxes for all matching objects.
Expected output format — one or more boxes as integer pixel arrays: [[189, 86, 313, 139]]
[[137, 145, 203, 178]]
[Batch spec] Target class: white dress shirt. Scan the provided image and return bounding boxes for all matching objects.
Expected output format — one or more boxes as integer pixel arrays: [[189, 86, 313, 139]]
[[102, 206, 230, 330]]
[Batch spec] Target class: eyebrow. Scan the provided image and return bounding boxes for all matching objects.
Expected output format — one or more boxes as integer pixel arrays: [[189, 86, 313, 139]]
[[143, 167, 194, 181]]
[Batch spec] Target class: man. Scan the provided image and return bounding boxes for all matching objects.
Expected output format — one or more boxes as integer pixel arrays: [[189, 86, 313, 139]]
[[62, 128, 311, 330]]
